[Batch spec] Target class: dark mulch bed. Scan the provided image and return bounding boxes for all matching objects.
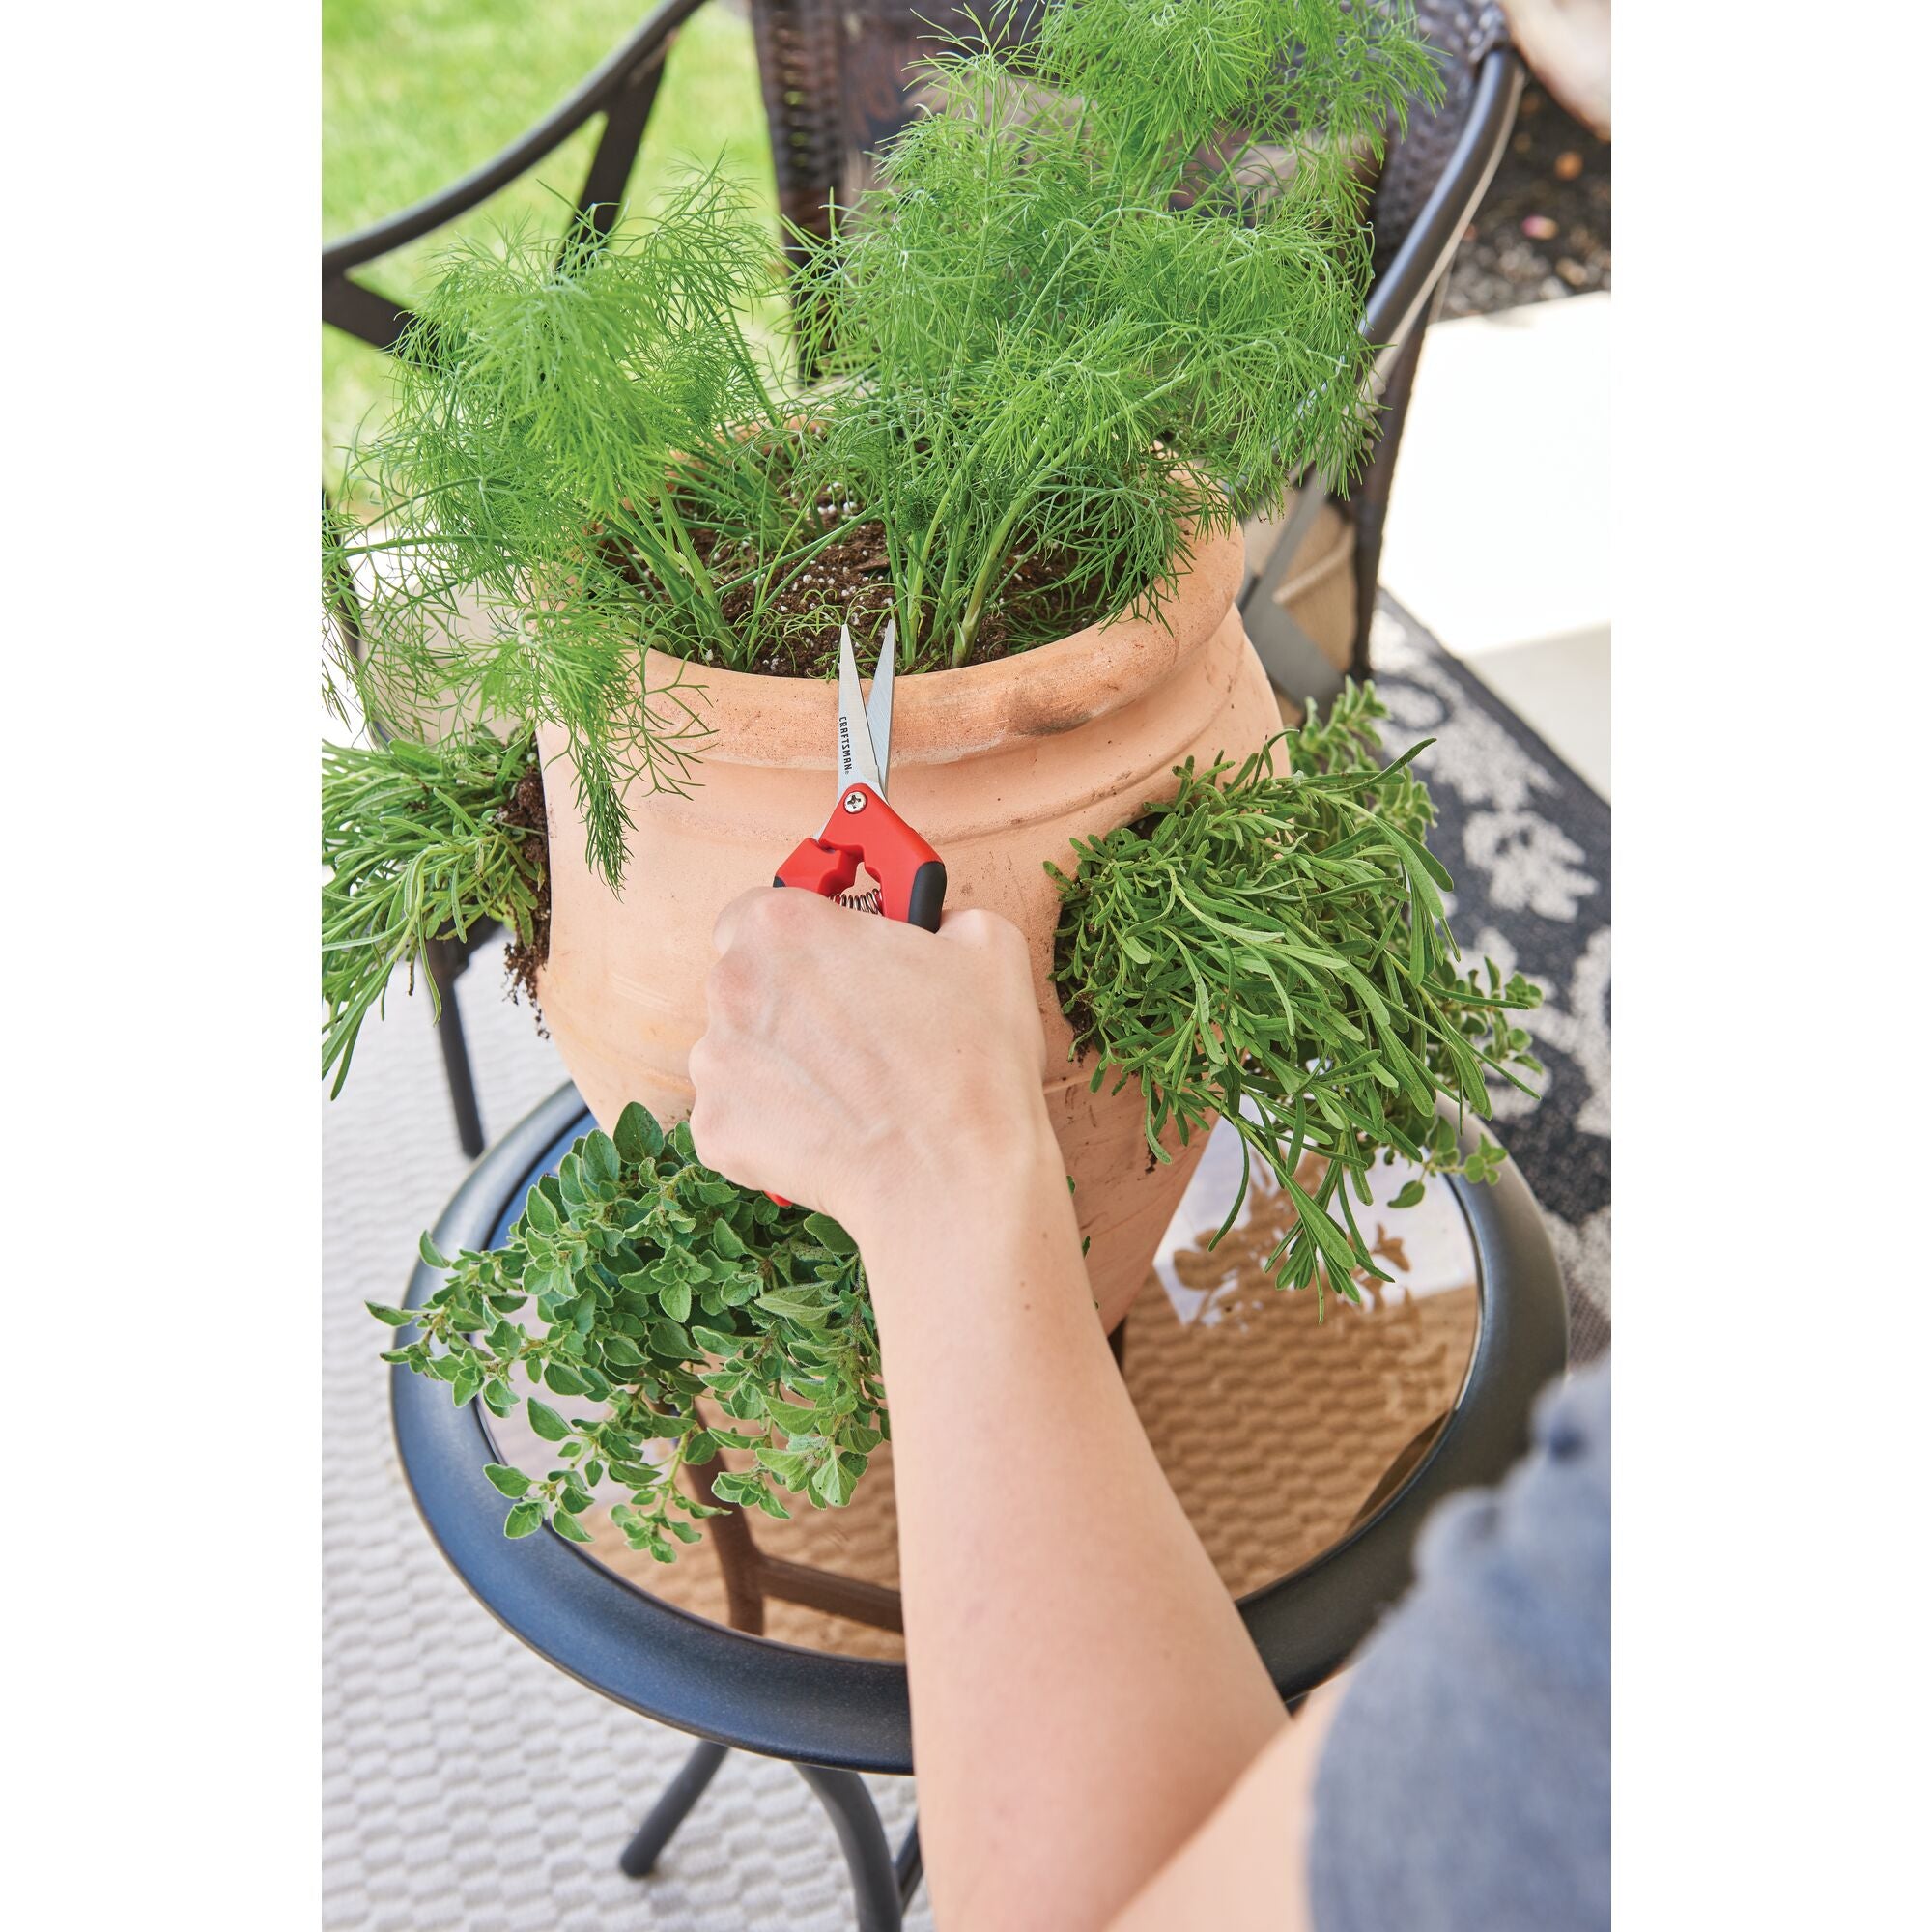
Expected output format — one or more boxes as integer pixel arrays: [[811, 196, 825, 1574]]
[[1443, 83, 1610, 319]]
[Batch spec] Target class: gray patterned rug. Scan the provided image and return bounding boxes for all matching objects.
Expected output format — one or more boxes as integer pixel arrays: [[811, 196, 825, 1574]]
[[321, 593, 1609, 1930], [1367, 596, 1611, 1360]]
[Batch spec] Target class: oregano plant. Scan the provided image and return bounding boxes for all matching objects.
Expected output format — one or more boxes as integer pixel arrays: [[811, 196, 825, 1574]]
[[1049, 683, 1543, 1308], [373, 1103, 885, 1558]]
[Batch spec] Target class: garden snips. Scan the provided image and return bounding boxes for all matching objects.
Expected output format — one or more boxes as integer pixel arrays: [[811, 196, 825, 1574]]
[[773, 619, 947, 932]]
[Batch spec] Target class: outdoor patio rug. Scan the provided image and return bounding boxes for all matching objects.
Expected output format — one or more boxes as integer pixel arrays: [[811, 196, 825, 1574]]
[[1362, 595, 1611, 1362], [321, 590, 1609, 1931]]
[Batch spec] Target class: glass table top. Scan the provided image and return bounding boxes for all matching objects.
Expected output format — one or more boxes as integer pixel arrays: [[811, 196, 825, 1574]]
[[488, 1118, 1481, 1661]]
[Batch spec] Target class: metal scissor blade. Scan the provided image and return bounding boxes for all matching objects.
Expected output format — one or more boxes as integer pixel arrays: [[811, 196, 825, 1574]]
[[836, 623, 885, 795], [866, 619, 896, 793]]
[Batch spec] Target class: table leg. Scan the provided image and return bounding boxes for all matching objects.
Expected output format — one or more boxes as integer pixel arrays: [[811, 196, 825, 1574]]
[[895, 1816, 923, 1909], [618, 1737, 730, 1878], [796, 1762, 903, 1932]]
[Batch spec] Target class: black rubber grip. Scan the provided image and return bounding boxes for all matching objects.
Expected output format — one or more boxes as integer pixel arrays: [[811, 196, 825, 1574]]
[[906, 859, 947, 933]]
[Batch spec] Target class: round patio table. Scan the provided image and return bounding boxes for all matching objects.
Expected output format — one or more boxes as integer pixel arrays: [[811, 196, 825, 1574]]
[[393, 1080, 1568, 1929]]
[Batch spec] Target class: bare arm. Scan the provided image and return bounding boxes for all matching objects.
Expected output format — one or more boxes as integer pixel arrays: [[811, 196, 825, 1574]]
[[690, 891, 1318, 1929]]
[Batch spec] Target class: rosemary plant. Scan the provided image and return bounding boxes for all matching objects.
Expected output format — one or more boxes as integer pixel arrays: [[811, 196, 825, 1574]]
[[321, 725, 546, 1093], [329, 0, 1439, 888], [1049, 684, 1543, 1307], [375, 1104, 885, 1554]]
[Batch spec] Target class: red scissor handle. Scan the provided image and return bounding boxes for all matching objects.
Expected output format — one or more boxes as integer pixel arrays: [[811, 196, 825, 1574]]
[[765, 784, 946, 1208], [774, 783, 947, 931]]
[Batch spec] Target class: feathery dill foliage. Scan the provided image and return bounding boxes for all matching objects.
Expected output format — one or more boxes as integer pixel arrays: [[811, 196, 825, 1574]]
[[330, 175, 786, 884], [796, 0, 1442, 667], [1049, 684, 1543, 1308], [330, 1, 1438, 887], [375, 1105, 885, 1555], [321, 726, 545, 1094]]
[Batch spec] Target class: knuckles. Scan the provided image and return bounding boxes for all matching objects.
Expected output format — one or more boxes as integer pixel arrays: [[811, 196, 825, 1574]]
[[946, 905, 1030, 970], [746, 884, 825, 939], [687, 1029, 722, 1089], [946, 906, 1035, 1003], [712, 882, 815, 958], [946, 905, 1003, 945], [704, 931, 787, 1026]]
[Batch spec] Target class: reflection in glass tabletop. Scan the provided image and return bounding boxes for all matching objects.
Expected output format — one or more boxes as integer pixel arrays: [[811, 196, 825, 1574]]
[[499, 1117, 1480, 1661]]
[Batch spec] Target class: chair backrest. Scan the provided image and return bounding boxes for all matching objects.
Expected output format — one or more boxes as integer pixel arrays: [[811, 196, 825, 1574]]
[[1375, 1, 1512, 269], [749, 0, 1042, 270]]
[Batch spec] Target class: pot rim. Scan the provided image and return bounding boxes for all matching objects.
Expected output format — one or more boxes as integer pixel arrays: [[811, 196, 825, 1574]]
[[637, 518, 1246, 769]]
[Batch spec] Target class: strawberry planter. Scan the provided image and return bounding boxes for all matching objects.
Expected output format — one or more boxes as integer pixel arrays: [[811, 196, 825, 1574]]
[[537, 519, 1275, 1332]]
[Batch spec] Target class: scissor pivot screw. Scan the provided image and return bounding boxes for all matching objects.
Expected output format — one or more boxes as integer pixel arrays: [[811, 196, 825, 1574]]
[[842, 789, 867, 814]]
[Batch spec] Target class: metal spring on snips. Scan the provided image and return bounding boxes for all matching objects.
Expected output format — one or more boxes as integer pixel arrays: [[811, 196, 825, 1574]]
[[837, 888, 884, 915]]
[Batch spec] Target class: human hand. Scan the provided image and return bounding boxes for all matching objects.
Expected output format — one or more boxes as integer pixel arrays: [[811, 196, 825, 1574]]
[[688, 888, 1053, 1242]]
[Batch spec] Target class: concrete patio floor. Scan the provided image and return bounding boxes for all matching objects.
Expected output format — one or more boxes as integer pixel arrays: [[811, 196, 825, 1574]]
[[1379, 291, 1610, 799]]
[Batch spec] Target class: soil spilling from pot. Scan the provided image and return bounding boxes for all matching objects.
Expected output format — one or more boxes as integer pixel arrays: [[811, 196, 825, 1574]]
[[499, 753, 552, 1018]]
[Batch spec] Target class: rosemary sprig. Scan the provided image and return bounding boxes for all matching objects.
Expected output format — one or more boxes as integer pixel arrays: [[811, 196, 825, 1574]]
[[1049, 683, 1543, 1309], [321, 725, 546, 1093]]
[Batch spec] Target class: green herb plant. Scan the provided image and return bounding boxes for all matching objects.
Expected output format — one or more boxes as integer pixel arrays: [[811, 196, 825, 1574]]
[[376, 693, 1541, 1556], [321, 724, 546, 1093], [373, 1103, 885, 1555], [1049, 682, 1543, 1310], [797, 0, 1440, 669], [328, 0, 1439, 891]]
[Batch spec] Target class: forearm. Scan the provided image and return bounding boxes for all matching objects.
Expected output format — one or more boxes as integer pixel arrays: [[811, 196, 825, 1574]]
[[853, 1131, 1287, 1931]]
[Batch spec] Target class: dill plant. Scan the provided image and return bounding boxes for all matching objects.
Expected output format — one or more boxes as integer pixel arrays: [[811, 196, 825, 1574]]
[[797, 0, 1440, 668], [328, 0, 1439, 889], [1049, 684, 1543, 1307], [327, 176, 779, 885], [375, 1104, 885, 1553]]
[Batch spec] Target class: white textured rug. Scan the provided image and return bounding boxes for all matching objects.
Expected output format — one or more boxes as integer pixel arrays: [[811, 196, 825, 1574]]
[[322, 964, 930, 1931]]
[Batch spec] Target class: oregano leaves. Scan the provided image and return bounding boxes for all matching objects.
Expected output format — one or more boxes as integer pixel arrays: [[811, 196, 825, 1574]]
[[377, 1103, 887, 1560]]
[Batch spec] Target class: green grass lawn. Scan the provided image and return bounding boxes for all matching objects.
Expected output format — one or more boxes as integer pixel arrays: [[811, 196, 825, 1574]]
[[323, 0, 776, 481]]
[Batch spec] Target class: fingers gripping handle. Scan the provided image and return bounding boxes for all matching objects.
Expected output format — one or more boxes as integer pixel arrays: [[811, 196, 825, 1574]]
[[773, 785, 947, 932], [765, 787, 946, 1208]]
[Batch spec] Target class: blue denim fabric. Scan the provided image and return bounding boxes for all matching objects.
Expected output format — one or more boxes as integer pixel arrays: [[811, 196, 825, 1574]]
[[1310, 1362, 1611, 1932]]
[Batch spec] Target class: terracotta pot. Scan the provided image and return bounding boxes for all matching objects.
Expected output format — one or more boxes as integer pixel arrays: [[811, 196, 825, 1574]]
[[537, 523, 1278, 1330]]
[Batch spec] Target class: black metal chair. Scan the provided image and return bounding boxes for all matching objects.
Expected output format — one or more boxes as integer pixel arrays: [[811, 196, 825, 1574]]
[[323, 0, 1521, 1150], [394, 1080, 1568, 1928]]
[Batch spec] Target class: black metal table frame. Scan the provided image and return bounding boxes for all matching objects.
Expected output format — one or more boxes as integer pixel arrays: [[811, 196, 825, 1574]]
[[391, 1081, 1567, 1927]]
